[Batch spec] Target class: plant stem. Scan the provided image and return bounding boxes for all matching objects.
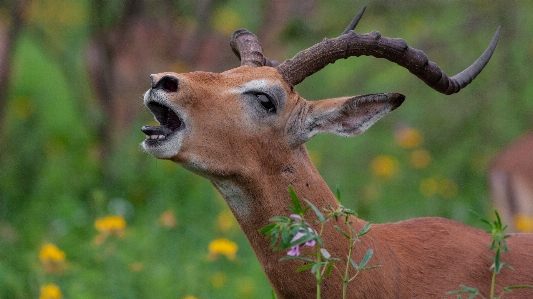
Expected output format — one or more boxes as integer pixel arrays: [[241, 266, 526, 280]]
[[316, 277, 321, 299], [316, 223, 326, 299], [342, 220, 356, 299], [343, 240, 353, 299], [316, 245, 322, 299], [490, 261, 497, 299], [490, 239, 502, 299]]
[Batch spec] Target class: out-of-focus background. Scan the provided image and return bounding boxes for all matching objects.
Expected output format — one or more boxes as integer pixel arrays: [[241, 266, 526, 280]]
[[0, 1, 532, 298]]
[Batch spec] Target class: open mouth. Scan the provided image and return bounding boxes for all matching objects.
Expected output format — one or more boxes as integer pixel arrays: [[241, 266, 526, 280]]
[[141, 101, 183, 142]]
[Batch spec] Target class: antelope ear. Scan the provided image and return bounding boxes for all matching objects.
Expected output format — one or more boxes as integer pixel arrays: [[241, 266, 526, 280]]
[[299, 93, 405, 143]]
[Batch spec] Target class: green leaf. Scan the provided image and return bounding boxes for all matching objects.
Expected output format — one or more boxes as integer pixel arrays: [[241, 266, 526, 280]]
[[325, 262, 334, 277], [296, 263, 315, 272], [320, 248, 331, 259], [349, 257, 359, 270], [504, 262, 514, 271], [357, 223, 372, 237], [269, 234, 279, 248], [281, 229, 290, 247], [335, 185, 342, 203], [279, 255, 316, 263], [311, 263, 321, 274], [271, 289, 278, 299], [361, 265, 381, 271], [358, 249, 373, 270], [303, 199, 325, 224], [342, 207, 356, 216], [504, 285, 533, 291], [259, 223, 277, 234], [502, 223, 509, 232], [446, 285, 479, 299], [269, 216, 290, 222], [334, 225, 350, 239], [288, 186, 303, 214], [495, 210, 503, 228]]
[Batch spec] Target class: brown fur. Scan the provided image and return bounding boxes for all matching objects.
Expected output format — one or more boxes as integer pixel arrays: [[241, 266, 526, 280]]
[[143, 67, 533, 298]]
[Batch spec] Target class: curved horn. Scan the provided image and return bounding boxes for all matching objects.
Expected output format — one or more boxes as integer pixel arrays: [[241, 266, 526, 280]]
[[230, 29, 278, 67], [342, 6, 366, 35], [276, 22, 500, 95]]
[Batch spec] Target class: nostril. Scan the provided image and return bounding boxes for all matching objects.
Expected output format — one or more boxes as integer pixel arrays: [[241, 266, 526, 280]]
[[154, 75, 179, 92]]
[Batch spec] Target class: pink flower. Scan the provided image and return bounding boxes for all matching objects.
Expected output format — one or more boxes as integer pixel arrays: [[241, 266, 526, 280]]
[[287, 244, 301, 256], [286, 227, 317, 256], [289, 214, 302, 221]]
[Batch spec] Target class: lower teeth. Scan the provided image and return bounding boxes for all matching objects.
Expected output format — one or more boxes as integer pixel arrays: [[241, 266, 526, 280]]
[[147, 135, 166, 140]]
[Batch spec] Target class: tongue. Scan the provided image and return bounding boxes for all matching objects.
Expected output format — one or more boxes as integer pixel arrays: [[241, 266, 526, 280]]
[[141, 125, 173, 136]]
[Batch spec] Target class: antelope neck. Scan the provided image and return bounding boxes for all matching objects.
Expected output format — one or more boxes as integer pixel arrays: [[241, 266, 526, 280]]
[[209, 146, 372, 297], [210, 146, 367, 252]]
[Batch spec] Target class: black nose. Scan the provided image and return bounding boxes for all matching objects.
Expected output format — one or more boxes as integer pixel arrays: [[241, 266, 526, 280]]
[[151, 75, 179, 92]]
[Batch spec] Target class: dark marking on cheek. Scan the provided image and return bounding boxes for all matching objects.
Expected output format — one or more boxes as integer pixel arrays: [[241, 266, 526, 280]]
[[283, 166, 294, 174], [306, 182, 310, 188]]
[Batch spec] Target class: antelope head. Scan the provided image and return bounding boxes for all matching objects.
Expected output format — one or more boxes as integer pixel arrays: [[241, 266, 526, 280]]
[[141, 8, 499, 181]]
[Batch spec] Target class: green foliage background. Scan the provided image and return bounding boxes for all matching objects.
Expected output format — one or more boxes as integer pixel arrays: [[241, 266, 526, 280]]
[[0, 1, 532, 298]]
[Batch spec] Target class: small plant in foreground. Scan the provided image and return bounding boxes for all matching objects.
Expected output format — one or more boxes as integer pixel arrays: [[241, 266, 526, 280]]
[[260, 186, 378, 299], [447, 211, 533, 299]]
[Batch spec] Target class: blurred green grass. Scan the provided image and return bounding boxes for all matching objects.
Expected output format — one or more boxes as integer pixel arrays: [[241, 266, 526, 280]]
[[1, 1, 532, 298]]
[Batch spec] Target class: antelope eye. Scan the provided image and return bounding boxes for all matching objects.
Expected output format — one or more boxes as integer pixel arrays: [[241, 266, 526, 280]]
[[254, 93, 276, 113]]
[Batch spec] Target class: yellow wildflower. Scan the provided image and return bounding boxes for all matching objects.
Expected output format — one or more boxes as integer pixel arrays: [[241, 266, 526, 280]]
[[94, 215, 126, 244], [39, 243, 65, 262], [208, 238, 238, 261], [159, 210, 177, 228], [39, 284, 62, 299], [371, 155, 399, 178], [514, 213, 533, 233], [395, 127, 423, 149], [95, 215, 126, 234], [182, 296, 198, 299], [39, 243, 65, 273], [410, 149, 431, 169]]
